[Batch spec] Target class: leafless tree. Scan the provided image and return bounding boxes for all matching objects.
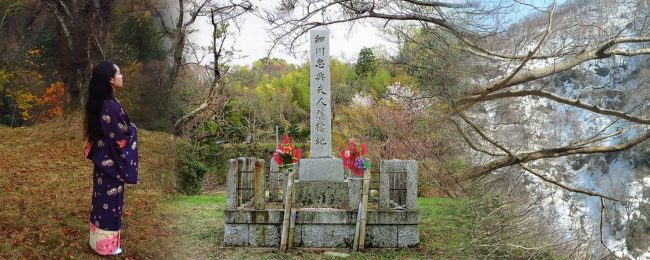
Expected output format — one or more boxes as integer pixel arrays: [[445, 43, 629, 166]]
[[153, 0, 253, 137]]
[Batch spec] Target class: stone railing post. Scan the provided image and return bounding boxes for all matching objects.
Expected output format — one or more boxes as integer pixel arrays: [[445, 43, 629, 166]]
[[236, 157, 248, 205], [379, 160, 418, 209], [269, 160, 279, 200], [226, 159, 238, 210], [253, 159, 266, 210], [405, 160, 418, 210], [379, 160, 391, 209], [348, 173, 362, 208]]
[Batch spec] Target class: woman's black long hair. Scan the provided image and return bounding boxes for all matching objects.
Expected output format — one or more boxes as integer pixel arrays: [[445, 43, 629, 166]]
[[84, 61, 116, 143]]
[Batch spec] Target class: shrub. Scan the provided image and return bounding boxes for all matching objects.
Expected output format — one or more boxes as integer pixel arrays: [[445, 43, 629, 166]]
[[461, 187, 564, 258], [177, 142, 209, 195], [632, 147, 650, 169], [626, 189, 650, 257]]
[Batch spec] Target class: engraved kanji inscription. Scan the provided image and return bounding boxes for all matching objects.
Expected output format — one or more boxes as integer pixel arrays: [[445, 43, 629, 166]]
[[315, 137, 327, 145], [315, 58, 325, 68], [315, 72, 325, 81], [316, 97, 327, 107], [317, 84, 327, 95], [316, 109, 325, 120], [316, 121, 326, 133]]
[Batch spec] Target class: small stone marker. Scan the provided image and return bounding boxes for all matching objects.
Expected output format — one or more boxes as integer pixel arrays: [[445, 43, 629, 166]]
[[324, 251, 351, 258]]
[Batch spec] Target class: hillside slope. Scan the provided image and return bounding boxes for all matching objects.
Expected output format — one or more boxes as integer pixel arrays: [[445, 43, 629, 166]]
[[0, 115, 570, 259], [0, 115, 178, 259]]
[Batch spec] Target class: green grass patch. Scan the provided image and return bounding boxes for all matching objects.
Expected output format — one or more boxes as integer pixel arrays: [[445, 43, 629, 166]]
[[417, 197, 472, 258], [159, 195, 226, 259]]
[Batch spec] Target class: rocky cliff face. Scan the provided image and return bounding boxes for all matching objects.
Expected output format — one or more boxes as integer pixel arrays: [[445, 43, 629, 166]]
[[468, 0, 650, 257]]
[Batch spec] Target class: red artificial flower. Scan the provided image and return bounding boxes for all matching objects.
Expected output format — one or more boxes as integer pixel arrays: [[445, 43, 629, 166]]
[[273, 150, 283, 165], [348, 139, 356, 152], [293, 149, 302, 162]]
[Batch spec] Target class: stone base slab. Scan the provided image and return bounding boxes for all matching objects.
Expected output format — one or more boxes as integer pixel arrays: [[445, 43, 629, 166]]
[[224, 208, 420, 248], [224, 223, 419, 248]]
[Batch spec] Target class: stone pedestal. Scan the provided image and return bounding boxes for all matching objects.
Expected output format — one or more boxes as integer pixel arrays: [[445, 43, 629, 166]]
[[298, 158, 344, 182], [294, 182, 349, 208]]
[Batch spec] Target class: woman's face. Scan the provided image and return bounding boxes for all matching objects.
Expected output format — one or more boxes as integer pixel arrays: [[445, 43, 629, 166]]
[[110, 65, 124, 89]]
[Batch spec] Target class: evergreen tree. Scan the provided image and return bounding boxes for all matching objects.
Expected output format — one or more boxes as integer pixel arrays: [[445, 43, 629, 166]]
[[355, 47, 378, 78]]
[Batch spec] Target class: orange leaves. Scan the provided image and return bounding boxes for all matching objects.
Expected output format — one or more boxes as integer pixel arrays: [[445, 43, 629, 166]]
[[0, 79, 64, 124], [36, 81, 64, 121]]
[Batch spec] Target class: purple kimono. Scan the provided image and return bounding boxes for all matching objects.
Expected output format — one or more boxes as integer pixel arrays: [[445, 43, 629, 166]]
[[85, 98, 138, 255]]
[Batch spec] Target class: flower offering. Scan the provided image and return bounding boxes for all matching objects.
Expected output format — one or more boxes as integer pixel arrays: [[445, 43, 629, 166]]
[[341, 138, 371, 176], [273, 135, 302, 166]]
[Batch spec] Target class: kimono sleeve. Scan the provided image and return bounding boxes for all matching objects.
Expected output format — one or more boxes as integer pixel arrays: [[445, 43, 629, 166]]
[[97, 100, 139, 184]]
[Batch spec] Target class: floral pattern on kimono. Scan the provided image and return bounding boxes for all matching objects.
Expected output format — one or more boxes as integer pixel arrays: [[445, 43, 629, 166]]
[[89, 222, 121, 255], [85, 98, 138, 255]]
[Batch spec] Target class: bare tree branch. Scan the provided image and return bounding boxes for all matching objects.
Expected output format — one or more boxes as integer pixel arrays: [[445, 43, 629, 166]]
[[0, 3, 17, 30], [401, 0, 473, 9], [457, 128, 650, 181], [451, 118, 507, 157], [467, 36, 650, 97], [184, 0, 209, 27], [519, 163, 619, 202], [599, 198, 619, 257], [459, 89, 650, 124], [458, 110, 621, 201]]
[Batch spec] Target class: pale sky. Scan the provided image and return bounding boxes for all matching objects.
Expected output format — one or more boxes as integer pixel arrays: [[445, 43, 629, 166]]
[[187, 1, 394, 66], [186, 0, 563, 67]]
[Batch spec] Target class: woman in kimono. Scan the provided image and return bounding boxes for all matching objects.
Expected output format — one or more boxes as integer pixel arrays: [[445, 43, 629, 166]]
[[83, 61, 138, 256]]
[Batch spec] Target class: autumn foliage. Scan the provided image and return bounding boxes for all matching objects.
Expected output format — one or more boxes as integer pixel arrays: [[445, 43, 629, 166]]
[[36, 81, 64, 121]]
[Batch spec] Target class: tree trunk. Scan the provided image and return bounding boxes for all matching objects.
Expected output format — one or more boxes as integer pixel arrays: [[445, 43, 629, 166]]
[[49, 0, 110, 111], [169, 0, 185, 89]]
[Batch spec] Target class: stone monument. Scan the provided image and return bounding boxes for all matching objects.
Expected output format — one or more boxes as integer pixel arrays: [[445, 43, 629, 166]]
[[297, 29, 344, 182], [223, 28, 420, 249], [293, 29, 349, 208]]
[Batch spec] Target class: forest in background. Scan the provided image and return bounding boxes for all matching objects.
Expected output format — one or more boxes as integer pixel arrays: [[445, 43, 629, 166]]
[[0, 0, 170, 129]]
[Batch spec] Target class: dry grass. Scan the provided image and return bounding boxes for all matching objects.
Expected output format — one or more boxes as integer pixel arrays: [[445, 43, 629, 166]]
[[0, 114, 179, 259]]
